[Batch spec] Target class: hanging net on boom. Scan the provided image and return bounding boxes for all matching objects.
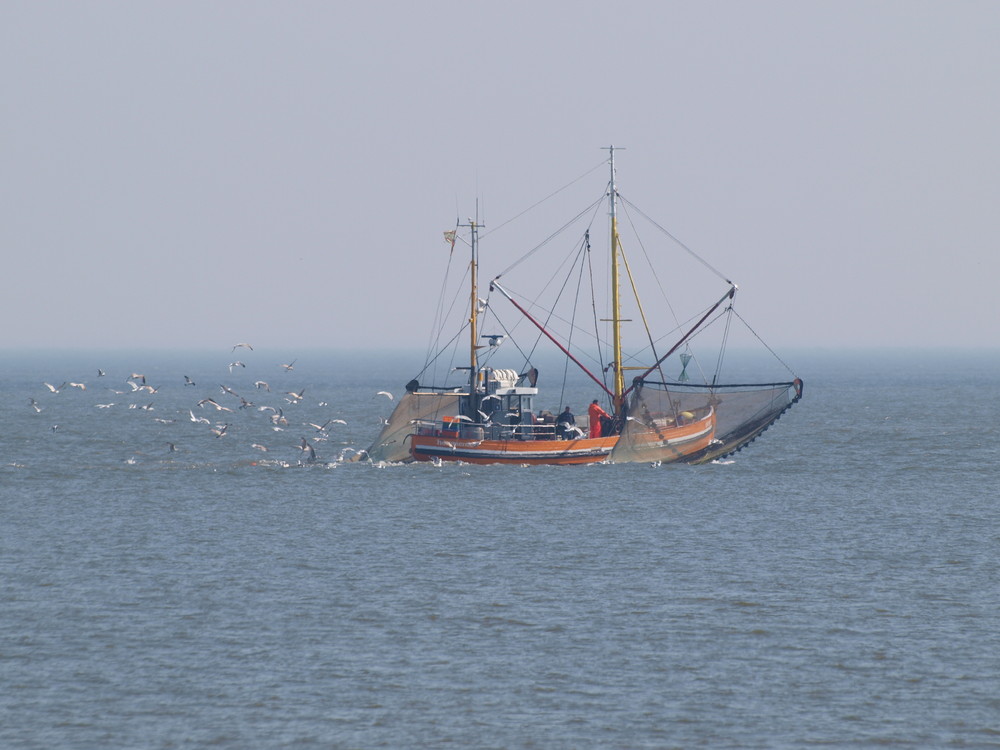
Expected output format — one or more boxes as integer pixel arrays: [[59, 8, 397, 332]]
[[611, 378, 803, 464]]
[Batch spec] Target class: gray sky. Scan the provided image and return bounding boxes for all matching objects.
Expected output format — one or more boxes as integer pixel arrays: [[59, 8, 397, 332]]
[[2, 1, 997, 352]]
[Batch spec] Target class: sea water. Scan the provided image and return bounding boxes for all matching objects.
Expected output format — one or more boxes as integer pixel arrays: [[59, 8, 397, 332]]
[[2, 348, 998, 749]]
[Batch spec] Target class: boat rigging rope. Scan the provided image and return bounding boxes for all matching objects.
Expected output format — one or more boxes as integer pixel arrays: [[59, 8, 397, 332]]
[[584, 231, 612, 395], [618, 199, 682, 333], [616, 235, 668, 384], [558, 233, 591, 411], [730, 307, 798, 377], [481, 159, 606, 243], [618, 194, 734, 286], [493, 195, 606, 280], [424, 219, 462, 374], [712, 306, 734, 387]]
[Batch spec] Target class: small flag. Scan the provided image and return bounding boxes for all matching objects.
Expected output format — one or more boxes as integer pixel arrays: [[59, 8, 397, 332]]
[[443, 230, 457, 249]]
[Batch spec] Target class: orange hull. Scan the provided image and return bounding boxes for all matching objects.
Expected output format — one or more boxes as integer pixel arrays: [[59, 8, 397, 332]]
[[409, 434, 618, 465], [613, 409, 716, 463]]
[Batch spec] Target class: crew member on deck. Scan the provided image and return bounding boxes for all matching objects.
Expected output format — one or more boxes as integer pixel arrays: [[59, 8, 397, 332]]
[[556, 406, 575, 439], [588, 399, 611, 438]]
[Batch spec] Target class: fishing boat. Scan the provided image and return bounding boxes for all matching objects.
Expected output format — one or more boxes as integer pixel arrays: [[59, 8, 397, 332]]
[[365, 148, 802, 465]]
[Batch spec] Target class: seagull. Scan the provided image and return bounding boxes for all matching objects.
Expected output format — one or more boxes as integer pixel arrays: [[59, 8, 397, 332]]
[[210, 423, 229, 438], [68, 382, 86, 390], [43, 382, 65, 393], [166, 442, 177, 452], [251, 443, 268, 452], [198, 398, 232, 412], [128, 373, 146, 384], [184, 375, 196, 386], [189, 409, 210, 424], [254, 380, 270, 391], [28, 398, 42, 413], [232, 342, 253, 352], [375, 391, 394, 401], [95, 403, 115, 409], [285, 388, 305, 403], [97, 369, 106, 377], [228, 361, 246, 373], [279, 359, 297, 372], [219, 384, 239, 398], [298, 437, 316, 461]]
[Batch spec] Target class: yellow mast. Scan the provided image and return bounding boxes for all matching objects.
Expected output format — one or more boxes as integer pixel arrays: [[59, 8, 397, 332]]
[[608, 146, 625, 412], [467, 217, 481, 389]]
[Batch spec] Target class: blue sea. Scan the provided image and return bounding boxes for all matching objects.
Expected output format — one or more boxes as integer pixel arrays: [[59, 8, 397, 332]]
[[2, 348, 998, 749]]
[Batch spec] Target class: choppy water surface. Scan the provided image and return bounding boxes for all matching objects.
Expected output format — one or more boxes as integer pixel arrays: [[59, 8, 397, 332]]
[[2, 349, 998, 748]]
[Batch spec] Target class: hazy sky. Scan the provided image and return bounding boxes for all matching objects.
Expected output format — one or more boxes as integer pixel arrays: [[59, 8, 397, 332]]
[[2, 1, 998, 352]]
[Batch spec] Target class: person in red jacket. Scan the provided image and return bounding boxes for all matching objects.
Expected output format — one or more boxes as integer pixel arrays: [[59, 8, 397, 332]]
[[588, 399, 611, 438]]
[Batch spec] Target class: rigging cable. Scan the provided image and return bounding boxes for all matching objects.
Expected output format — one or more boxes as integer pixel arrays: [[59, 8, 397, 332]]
[[730, 307, 798, 377], [493, 195, 606, 279], [712, 306, 734, 387], [481, 159, 606, 243], [618, 194, 734, 286], [584, 230, 612, 395], [559, 233, 591, 412], [424, 219, 462, 377], [615, 233, 668, 384]]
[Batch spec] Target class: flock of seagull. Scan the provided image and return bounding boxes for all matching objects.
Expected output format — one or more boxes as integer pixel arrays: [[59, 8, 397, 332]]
[[25, 343, 396, 468]]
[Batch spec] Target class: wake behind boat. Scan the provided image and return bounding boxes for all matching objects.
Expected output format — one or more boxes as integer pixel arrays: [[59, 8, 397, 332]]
[[365, 148, 802, 465]]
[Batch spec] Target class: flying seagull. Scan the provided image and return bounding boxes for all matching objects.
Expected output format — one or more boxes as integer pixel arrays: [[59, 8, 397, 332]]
[[232, 342, 253, 352], [298, 437, 316, 462]]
